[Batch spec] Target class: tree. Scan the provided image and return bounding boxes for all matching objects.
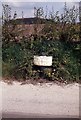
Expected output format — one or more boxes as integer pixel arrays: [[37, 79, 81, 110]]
[[2, 4, 11, 25], [34, 7, 44, 18], [79, 1, 81, 39], [34, 7, 44, 35], [2, 4, 18, 45]]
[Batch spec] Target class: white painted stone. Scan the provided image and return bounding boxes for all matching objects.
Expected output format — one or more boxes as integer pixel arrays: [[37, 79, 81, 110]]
[[34, 56, 52, 66]]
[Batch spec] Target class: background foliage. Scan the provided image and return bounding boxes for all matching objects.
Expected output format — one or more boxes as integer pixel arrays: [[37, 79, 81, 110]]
[[2, 3, 81, 82]]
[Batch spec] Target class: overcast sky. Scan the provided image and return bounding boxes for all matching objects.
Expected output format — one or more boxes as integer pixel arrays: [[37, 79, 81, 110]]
[[0, 0, 80, 19]]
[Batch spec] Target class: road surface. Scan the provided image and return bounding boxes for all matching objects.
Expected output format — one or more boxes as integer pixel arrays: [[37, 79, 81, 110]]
[[0, 81, 79, 118]]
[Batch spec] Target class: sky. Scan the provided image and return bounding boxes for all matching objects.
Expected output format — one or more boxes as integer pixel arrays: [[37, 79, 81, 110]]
[[0, 0, 80, 19]]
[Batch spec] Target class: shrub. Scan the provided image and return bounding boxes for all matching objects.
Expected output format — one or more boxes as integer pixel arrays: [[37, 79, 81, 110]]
[[2, 35, 80, 82]]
